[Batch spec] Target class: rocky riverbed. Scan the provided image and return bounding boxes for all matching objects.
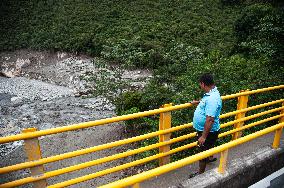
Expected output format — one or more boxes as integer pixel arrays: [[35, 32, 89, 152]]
[[0, 50, 152, 187]]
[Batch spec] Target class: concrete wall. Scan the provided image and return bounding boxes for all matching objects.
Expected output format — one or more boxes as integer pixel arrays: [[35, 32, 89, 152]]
[[175, 146, 284, 188]]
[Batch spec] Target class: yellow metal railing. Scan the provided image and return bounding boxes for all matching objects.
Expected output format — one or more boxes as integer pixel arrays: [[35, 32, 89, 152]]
[[99, 122, 284, 188], [0, 85, 283, 188]]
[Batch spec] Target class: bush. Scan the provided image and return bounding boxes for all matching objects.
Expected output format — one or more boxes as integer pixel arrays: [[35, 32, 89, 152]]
[[101, 39, 159, 68], [235, 4, 284, 63], [235, 4, 274, 41], [221, 0, 243, 6], [115, 91, 144, 115]]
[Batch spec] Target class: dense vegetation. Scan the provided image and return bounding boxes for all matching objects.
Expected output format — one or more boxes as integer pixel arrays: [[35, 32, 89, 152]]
[[0, 0, 240, 60], [1, 0, 283, 163]]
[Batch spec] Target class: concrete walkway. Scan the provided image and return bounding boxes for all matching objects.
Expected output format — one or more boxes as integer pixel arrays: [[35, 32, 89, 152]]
[[140, 130, 284, 188]]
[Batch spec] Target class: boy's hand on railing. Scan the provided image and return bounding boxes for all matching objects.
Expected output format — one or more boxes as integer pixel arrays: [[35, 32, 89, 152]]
[[190, 100, 200, 105]]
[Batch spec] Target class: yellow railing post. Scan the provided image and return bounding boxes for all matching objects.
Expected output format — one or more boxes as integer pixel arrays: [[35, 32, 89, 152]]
[[272, 102, 284, 149], [233, 90, 249, 140], [218, 149, 229, 174], [22, 128, 47, 188], [159, 103, 172, 166]]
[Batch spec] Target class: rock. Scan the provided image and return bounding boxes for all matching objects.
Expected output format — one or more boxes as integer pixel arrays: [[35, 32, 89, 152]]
[[1, 70, 16, 78], [30, 115, 41, 124], [42, 97, 49, 101], [57, 52, 67, 59], [11, 97, 23, 104], [41, 123, 53, 130], [21, 58, 33, 68], [74, 93, 81, 97]]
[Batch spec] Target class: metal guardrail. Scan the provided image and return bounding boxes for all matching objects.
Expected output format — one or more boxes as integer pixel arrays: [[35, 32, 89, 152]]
[[100, 122, 284, 188], [0, 85, 283, 187]]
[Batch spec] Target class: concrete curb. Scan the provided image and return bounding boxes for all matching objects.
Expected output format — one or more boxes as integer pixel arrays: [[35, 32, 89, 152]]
[[174, 146, 284, 188]]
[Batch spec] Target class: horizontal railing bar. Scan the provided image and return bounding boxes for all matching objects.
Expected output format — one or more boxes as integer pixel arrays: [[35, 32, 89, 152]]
[[99, 122, 284, 188], [0, 133, 197, 187], [220, 114, 284, 137], [0, 123, 192, 174], [0, 85, 282, 144], [221, 85, 284, 100], [220, 99, 284, 119], [220, 106, 284, 128]]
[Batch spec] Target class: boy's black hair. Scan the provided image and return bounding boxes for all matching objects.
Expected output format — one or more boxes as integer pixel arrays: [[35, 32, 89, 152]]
[[199, 73, 214, 86]]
